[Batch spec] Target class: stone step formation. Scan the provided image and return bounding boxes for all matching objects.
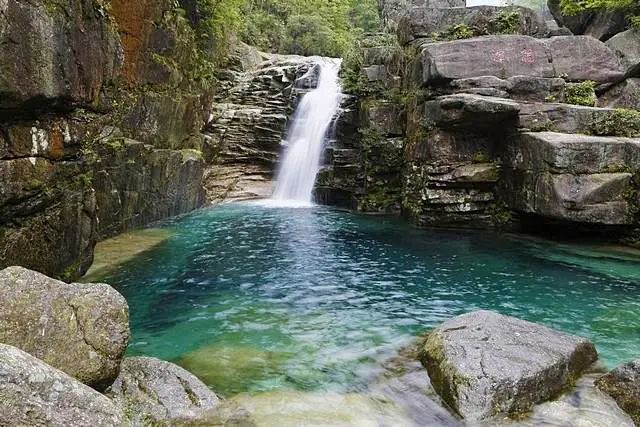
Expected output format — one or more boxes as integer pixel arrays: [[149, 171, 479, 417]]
[[317, 0, 640, 240]]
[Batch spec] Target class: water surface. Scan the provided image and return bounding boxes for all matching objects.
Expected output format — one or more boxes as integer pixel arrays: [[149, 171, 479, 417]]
[[94, 203, 640, 400]]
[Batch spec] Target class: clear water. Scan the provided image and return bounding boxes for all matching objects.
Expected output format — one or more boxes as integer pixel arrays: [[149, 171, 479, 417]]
[[272, 60, 342, 204], [95, 203, 640, 399]]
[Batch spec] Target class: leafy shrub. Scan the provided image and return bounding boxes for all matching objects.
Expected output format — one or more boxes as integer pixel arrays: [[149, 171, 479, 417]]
[[591, 109, 640, 137], [563, 81, 597, 106], [432, 24, 475, 41], [494, 10, 520, 34], [559, 0, 639, 30]]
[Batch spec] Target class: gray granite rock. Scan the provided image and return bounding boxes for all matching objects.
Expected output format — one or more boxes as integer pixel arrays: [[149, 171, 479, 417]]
[[0, 343, 123, 427], [0, 266, 129, 390], [399, 5, 547, 43], [106, 357, 221, 426], [517, 102, 618, 134], [420, 310, 598, 422], [420, 36, 554, 84], [544, 36, 625, 83], [505, 132, 640, 225], [600, 78, 640, 110], [606, 30, 640, 77], [595, 359, 640, 425], [424, 94, 521, 129]]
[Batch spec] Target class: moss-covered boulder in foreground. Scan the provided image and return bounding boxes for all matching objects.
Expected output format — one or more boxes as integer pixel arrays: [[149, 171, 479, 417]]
[[0, 344, 123, 427], [420, 310, 598, 422], [0, 266, 129, 390]]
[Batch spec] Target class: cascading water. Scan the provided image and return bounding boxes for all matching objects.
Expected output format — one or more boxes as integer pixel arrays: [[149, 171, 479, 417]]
[[270, 59, 343, 206]]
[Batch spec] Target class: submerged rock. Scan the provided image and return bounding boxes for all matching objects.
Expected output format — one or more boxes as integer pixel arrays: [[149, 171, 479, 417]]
[[106, 357, 221, 426], [211, 390, 415, 427], [176, 344, 290, 397], [595, 359, 640, 425], [0, 266, 129, 390], [420, 310, 598, 422], [0, 344, 123, 427]]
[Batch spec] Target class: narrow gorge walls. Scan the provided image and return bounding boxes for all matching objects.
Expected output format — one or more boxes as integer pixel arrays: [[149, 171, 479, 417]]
[[0, 0, 210, 280]]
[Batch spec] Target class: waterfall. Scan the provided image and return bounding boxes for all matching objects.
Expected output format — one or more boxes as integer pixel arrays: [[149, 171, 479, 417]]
[[270, 59, 342, 206]]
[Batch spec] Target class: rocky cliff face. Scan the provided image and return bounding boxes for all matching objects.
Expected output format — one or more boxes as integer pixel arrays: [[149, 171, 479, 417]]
[[323, 0, 640, 241], [0, 0, 209, 280]]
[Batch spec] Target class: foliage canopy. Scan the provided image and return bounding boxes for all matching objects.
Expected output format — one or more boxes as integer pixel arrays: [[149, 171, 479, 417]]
[[196, 0, 382, 58]]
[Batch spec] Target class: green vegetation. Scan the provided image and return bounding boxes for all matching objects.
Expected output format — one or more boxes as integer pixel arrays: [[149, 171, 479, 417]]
[[472, 151, 492, 164], [340, 33, 401, 95], [591, 109, 640, 137], [559, 0, 639, 28], [238, 0, 381, 57], [494, 10, 521, 34], [431, 10, 521, 41], [432, 24, 475, 41], [563, 81, 597, 106]]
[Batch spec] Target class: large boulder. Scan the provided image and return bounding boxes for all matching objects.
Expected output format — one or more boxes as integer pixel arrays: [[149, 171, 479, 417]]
[[547, 0, 628, 41], [505, 132, 640, 225], [595, 359, 640, 425], [600, 78, 640, 110], [605, 30, 640, 77], [380, 0, 465, 27], [544, 36, 625, 83], [517, 102, 619, 134], [0, 267, 129, 390], [399, 6, 547, 43], [420, 310, 598, 422], [0, 344, 124, 427], [420, 36, 554, 84], [419, 35, 625, 85], [0, 0, 121, 114], [424, 94, 521, 129], [106, 357, 221, 426]]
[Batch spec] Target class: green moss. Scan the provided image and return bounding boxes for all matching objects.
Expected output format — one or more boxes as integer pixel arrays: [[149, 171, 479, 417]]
[[27, 179, 45, 191], [591, 109, 640, 137], [103, 138, 125, 152], [67, 173, 93, 191], [601, 163, 633, 174], [487, 202, 514, 226], [180, 149, 204, 163], [60, 261, 81, 282], [472, 151, 492, 164], [563, 81, 597, 106]]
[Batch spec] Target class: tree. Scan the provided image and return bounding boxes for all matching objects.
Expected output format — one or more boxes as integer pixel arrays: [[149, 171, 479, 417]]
[[559, 0, 640, 28]]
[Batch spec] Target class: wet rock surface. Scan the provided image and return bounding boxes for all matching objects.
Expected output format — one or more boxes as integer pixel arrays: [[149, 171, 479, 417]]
[[595, 359, 640, 425], [420, 310, 598, 422], [106, 357, 221, 426], [0, 266, 129, 390], [0, 0, 121, 115], [0, 343, 124, 427]]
